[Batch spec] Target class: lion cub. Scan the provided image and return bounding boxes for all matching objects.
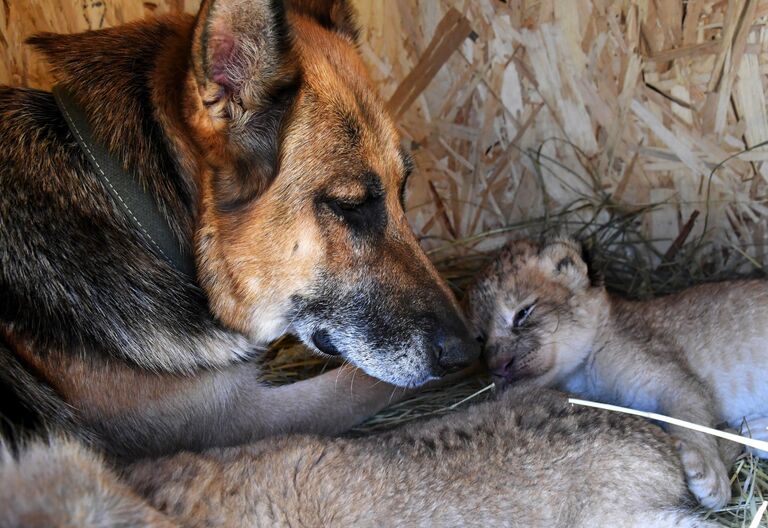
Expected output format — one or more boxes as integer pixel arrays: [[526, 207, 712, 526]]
[[3, 389, 715, 527], [467, 237, 768, 509]]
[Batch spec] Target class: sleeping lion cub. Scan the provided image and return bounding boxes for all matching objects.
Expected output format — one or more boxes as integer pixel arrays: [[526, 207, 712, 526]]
[[467, 237, 768, 509]]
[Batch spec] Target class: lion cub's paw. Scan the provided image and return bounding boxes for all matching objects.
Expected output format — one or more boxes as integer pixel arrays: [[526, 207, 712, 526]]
[[678, 442, 730, 509]]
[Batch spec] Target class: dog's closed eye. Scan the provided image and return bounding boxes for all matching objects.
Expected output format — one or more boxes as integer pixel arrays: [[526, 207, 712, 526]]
[[326, 193, 381, 219], [318, 172, 387, 236]]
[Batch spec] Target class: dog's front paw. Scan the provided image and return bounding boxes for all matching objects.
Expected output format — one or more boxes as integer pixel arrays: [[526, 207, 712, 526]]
[[678, 441, 730, 509]]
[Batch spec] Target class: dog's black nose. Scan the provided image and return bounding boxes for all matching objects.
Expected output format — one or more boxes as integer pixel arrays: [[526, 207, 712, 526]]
[[311, 329, 341, 356], [431, 331, 480, 375]]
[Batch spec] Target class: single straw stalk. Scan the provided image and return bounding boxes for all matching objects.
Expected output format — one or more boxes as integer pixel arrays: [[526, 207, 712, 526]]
[[568, 398, 768, 452]]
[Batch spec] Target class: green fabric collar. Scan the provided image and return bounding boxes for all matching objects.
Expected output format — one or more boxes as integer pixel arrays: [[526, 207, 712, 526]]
[[53, 86, 196, 280]]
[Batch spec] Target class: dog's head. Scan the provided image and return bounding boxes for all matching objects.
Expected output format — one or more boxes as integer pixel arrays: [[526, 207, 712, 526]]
[[185, 0, 479, 387], [466, 238, 602, 388]]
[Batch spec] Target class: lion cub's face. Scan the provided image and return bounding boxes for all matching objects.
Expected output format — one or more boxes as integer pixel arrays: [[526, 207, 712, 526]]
[[467, 238, 601, 387]]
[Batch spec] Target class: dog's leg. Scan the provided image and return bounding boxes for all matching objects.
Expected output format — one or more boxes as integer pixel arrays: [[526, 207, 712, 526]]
[[239, 364, 412, 437], [226, 360, 484, 438], [150, 364, 412, 450], [52, 355, 412, 454], [30, 348, 475, 456]]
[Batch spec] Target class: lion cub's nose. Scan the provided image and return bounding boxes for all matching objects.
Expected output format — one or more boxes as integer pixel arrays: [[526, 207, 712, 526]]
[[431, 332, 480, 375], [488, 356, 515, 383]]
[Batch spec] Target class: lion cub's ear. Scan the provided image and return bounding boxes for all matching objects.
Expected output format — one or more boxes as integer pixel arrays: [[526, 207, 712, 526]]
[[539, 238, 590, 290]]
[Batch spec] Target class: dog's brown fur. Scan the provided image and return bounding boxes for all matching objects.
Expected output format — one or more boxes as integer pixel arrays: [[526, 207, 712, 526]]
[[0, 0, 478, 456]]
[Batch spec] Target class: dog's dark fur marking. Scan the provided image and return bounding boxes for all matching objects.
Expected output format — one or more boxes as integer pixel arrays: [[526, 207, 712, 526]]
[[286, 0, 359, 41], [0, 338, 85, 448], [0, 86, 232, 370], [398, 147, 413, 206], [197, 0, 219, 85], [340, 110, 362, 146], [26, 22, 196, 246]]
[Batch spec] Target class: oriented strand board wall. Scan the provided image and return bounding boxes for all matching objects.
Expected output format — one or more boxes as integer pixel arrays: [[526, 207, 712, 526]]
[[355, 1, 768, 270], [4, 1, 768, 269], [0, 1, 200, 88]]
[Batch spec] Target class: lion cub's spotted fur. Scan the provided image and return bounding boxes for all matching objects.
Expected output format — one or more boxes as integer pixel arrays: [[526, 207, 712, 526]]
[[2, 389, 715, 527], [467, 237, 768, 509]]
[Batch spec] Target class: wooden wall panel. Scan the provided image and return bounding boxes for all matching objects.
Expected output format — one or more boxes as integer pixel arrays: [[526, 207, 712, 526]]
[[0, 0, 199, 88]]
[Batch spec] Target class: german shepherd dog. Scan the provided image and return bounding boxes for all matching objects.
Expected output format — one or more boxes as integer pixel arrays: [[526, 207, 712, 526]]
[[0, 0, 479, 458]]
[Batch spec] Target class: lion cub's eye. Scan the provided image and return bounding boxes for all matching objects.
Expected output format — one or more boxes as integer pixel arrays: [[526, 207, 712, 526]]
[[512, 303, 535, 329]]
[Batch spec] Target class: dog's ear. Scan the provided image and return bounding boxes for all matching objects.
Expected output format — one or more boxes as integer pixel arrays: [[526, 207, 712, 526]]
[[191, 0, 301, 210], [285, 0, 359, 41], [192, 0, 297, 108], [539, 237, 590, 291]]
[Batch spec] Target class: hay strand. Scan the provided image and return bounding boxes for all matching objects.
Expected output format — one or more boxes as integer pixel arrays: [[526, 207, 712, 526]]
[[568, 398, 768, 453]]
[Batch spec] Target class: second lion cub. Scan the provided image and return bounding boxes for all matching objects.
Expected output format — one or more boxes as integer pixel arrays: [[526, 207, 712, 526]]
[[467, 237, 768, 509]]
